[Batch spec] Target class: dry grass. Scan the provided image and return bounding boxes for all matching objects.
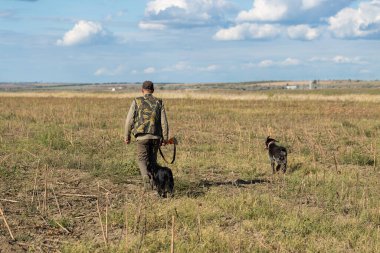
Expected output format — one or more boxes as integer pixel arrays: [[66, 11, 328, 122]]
[[1, 90, 380, 102], [0, 90, 379, 252]]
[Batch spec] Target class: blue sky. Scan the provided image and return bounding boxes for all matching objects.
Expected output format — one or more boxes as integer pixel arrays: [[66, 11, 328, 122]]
[[0, 0, 379, 83]]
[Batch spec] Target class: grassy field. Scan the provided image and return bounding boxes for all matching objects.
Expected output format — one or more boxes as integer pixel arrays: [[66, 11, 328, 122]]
[[0, 90, 379, 252]]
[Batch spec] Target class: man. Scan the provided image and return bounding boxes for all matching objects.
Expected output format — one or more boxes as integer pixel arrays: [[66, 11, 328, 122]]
[[125, 80, 169, 189]]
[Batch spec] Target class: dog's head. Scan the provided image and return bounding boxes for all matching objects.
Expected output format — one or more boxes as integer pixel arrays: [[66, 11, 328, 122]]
[[265, 136, 278, 149]]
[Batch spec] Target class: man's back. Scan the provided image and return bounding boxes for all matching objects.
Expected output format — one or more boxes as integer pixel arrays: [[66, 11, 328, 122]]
[[125, 94, 168, 142], [133, 94, 163, 138]]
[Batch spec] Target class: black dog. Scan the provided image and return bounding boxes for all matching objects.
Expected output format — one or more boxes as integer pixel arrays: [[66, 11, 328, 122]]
[[265, 136, 287, 173], [148, 164, 174, 198]]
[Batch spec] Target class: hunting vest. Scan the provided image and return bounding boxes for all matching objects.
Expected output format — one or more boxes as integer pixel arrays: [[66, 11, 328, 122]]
[[133, 94, 163, 137]]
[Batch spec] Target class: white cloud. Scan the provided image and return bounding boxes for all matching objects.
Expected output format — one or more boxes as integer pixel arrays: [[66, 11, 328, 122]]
[[142, 0, 233, 28], [328, 0, 380, 39], [237, 0, 289, 22], [146, 0, 188, 15], [217, 0, 354, 41], [332, 55, 365, 64], [94, 65, 125, 76], [57, 20, 113, 46], [236, 0, 352, 22], [213, 23, 280, 40], [309, 55, 367, 64], [139, 21, 167, 30], [258, 58, 301, 68], [258, 60, 275, 68], [144, 67, 156, 74], [332, 55, 353, 64], [287, 24, 320, 40], [281, 57, 301, 66]]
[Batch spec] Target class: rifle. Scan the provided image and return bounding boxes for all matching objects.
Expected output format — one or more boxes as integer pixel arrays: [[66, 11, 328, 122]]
[[159, 137, 177, 164]]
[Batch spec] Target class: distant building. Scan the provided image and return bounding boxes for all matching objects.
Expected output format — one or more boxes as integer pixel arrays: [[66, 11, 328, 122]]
[[309, 80, 318, 89], [286, 85, 298, 90]]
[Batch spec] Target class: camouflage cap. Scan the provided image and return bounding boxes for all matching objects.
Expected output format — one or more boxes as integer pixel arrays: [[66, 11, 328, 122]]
[[142, 80, 154, 90]]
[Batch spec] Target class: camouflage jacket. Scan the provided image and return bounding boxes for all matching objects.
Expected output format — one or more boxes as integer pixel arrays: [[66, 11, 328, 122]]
[[125, 94, 169, 141]]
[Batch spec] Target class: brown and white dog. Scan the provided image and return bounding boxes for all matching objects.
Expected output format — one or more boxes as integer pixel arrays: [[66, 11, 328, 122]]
[[265, 136, 287, 173]]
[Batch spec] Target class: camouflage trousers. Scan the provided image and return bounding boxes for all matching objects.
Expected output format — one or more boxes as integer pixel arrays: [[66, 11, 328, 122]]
[[136, 139, 160, 189]]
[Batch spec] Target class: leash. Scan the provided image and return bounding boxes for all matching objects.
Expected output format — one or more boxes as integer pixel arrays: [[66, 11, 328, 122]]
[[159, 137, 177, 164]]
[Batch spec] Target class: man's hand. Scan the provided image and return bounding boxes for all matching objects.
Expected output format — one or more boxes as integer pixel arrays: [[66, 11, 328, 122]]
[[125, 137, 131, 144], [161, 140, 168, 146]]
